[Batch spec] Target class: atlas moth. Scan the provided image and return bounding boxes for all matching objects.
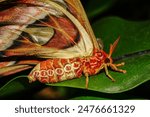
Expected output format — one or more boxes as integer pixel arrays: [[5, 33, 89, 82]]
[[0, 0, 126, 89]]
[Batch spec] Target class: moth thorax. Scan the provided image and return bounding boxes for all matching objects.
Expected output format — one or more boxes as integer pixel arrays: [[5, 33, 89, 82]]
[[93, 50, 107, 61]]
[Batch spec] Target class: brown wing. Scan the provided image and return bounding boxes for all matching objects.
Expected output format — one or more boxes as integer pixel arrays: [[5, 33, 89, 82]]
[[0, 0, 96, 58], [0, 0, 99, 76], [65, 0, 100, 49]]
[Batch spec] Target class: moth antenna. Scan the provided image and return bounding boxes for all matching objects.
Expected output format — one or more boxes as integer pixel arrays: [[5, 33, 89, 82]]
[[108, 36, 120, 58]]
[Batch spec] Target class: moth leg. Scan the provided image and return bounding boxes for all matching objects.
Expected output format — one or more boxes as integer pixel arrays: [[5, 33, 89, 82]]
[[104, 65, 115, 82], [85, 73, 89, 89], [110, 63, 126, 73], [114, 62, 125, 67]]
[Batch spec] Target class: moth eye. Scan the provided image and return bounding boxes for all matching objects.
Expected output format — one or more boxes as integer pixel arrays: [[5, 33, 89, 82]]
[[104, 58, 110, 63]]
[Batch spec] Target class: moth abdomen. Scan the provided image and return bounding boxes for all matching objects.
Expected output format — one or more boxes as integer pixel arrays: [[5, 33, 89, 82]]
[[28, 58, 83, 83], [28, 49, 106, 84]]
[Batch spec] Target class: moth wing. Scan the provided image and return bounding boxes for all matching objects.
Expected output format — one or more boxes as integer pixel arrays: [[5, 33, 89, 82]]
[[0, 65, 32, 77], [0, 0, 100, 58], [66, 0, 101, 49]]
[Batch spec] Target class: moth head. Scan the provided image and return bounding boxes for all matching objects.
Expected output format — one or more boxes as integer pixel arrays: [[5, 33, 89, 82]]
[[104, 56, 113, 65], [100, 37, 126, 82], [104, 37, 120, 64]]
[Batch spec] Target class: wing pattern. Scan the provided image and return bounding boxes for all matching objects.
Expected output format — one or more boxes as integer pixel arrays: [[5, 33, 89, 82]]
[[0, 0, 98, 76]]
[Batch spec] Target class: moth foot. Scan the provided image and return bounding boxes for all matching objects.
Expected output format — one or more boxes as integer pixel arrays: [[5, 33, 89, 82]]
[[85, 73, 89, 89], [110, 62, 126, 74], [104, 65, 115, 82]]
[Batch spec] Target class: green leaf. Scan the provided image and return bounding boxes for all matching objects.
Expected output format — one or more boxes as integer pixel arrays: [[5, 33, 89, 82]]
[[93, 17, 150, 56], [0, 76, 41, 99], [48, 17, 150, 93], [0, 76, 27, 98]]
